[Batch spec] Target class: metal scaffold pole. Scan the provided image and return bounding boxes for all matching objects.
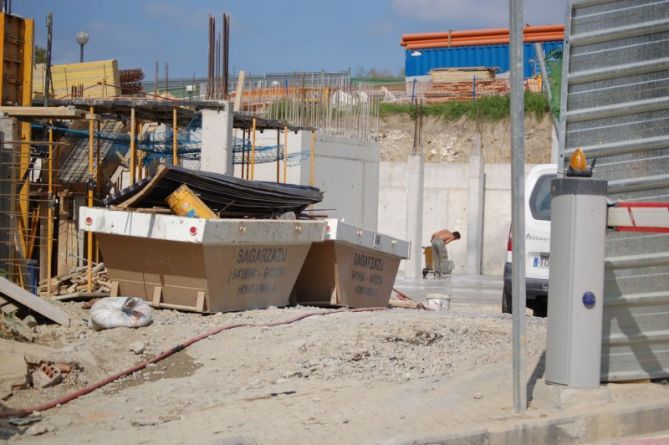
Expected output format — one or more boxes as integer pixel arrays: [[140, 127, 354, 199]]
[[283, 125, 288, 183], [130, 107, 136, 184], [250, 117, 256, 180], [309, 131, 316, 187], [87, 106, 94, 292], [172, 107, 178, 166], [510, 0, 527, 413], [46, 121, 53, 297], [276, 129, 280, 183]]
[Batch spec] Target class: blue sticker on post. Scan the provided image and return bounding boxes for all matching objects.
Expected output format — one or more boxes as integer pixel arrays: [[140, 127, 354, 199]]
[[582, 291, 596, 309]]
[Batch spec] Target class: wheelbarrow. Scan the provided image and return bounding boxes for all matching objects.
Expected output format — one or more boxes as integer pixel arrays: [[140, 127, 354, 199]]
[[422, 246, 454, 278], [422, 246, 437, 279]]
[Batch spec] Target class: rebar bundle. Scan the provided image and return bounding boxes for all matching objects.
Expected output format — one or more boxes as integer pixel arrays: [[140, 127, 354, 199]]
[[236, 75, 381, 142], [119, 69, 144, 95], [207, 13, 230, 100]]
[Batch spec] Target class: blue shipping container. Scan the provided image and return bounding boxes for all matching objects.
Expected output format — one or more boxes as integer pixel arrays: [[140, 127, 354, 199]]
[[405, 41, 562, 78]]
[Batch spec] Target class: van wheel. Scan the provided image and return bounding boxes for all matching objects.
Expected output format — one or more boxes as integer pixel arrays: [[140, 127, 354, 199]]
[[502, 290, 512, 314], [533, 297, 547, 318]]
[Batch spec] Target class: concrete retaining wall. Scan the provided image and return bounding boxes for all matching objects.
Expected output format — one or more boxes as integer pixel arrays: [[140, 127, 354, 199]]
[[249, 131, 379, 231], [379, 161, 535, 276]]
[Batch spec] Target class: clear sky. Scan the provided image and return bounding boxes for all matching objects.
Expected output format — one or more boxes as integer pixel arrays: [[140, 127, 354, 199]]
[[15, 0, 567, 79]]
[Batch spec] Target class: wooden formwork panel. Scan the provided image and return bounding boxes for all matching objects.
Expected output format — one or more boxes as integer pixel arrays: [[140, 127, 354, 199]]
[[33, 59, 121, 99], [0, 12, 33, 106]]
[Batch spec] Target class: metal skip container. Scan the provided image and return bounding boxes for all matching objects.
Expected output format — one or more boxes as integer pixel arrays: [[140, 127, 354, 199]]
[[293, 219, 410, 307], [79, 207, 326, 312]]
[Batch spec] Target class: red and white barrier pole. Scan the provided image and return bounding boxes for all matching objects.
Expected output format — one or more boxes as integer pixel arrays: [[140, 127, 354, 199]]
[[608, 202, 669, 233]]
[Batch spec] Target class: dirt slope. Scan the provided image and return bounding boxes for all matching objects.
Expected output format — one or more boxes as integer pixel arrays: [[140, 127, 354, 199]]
[[378, 114, 554, 163]]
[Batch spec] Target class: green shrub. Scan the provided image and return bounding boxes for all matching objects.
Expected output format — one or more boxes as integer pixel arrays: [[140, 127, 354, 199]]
[[380, 92, 549, 121]]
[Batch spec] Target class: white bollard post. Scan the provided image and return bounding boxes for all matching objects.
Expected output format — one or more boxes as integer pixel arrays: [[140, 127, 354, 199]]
[[546, 177, 608, 388]]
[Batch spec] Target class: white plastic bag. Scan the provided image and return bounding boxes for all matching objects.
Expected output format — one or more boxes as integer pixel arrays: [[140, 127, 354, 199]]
[[88, 297, 153, 331]]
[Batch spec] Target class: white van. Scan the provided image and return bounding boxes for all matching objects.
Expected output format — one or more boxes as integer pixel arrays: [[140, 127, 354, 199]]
[[502, 164, 557, 317]]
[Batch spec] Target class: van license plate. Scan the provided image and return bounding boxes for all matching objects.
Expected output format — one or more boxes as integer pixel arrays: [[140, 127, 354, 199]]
[[533, 254, 549, 269]]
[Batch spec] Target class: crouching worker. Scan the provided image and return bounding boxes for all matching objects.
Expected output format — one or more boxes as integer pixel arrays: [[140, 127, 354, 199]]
[[430, 229, 461, 277]]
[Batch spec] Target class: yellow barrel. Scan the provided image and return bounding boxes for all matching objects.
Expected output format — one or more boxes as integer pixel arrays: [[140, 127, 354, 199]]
[[165, 184, 217, 219], [423, 246, 433, 269]]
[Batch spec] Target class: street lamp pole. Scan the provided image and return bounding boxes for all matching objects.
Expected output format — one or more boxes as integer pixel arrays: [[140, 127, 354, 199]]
[[76, 31, 89, 63]]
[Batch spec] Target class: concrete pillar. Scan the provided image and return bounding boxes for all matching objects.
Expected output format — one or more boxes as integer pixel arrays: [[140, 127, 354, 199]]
[[201, 103, 233, 175], [404, 154, 424, 279], [466, 135, 485, 275]]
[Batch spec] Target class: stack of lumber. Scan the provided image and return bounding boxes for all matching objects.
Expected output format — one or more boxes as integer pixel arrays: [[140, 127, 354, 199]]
[[33, 59, 121, 100], [424, 79, 510, 103], [0, 277, 70, 326], [39, 263, 111, 297], [430, 67, 495, 83]]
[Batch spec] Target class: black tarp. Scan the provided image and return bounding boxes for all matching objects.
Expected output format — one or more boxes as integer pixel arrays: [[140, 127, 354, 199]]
[[104, 165, 323, 218]]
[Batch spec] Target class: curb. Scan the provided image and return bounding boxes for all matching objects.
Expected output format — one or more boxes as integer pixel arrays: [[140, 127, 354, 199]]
[[392, 399, 669, 445]]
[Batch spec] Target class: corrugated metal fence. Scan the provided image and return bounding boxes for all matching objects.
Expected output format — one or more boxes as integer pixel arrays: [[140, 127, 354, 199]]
[[405, 41, 563, 78], [560, 0, 669, 381]]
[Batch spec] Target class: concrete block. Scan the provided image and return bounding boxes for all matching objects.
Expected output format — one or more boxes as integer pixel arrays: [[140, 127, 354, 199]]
[[201, 105, 233, 175], [532, 379, 612, 410], [31, 363, 62, 388]]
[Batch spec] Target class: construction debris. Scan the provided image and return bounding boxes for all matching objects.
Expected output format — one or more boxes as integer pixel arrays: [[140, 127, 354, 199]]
[[0, 277, 70, 327], [105, 164, 324, 218], [0, 313, 36, 343], [388, 289, 426, 310], [30, 363, 62, 389], [38, 263, 111, 298]]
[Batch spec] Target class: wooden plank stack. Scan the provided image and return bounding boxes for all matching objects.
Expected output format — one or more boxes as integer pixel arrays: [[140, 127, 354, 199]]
[[424, 79, 510, 103], [39, 263, 111, 297], [430, 67, 495, 83]]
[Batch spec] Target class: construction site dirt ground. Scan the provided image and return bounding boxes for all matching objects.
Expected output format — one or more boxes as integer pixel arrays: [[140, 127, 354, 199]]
[[2, 294, 669, 444]]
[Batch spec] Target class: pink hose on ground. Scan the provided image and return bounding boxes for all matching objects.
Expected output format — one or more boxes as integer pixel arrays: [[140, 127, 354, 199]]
[[0, 307, 386, 418]]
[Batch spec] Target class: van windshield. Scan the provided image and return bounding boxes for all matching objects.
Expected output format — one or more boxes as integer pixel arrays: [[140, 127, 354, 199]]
[[530, 174, 556, 221]]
